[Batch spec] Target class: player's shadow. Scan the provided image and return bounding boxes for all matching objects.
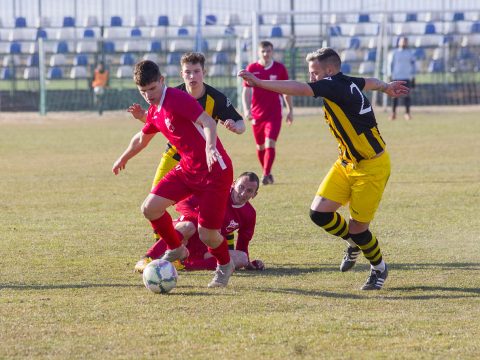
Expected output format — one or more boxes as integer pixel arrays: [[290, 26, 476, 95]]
[[390, 262, 480, 271], [235, 264, 343, 277], [257, 286, 368, 299], [0, 283, 143, 290]]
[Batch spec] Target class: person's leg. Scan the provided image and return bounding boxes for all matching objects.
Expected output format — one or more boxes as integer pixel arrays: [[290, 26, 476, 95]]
[[263, 119, 281, 184], [251, 121, 266, 174], [390, 98, 398, 120]]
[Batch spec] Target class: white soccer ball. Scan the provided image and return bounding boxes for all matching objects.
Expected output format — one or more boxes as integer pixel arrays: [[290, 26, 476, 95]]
[[142, 259, 178, 294]]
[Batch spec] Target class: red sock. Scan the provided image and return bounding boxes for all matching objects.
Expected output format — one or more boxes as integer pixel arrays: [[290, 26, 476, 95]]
[[256, 149, 265, 168], [183, 257, 217, 271], [207, 238, 230, 265], [264, 147, 276, 175], [146, 230, 184, 259], [149, 212, 181, 250]]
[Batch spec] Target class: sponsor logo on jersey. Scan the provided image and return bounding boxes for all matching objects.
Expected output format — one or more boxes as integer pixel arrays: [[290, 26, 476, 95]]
[[225, 219, 239, 233], [226, 97, 232, 107]]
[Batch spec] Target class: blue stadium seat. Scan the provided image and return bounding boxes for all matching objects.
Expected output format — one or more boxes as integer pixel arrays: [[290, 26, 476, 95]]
[[365, 49, 376, 62], [10, 42, 22, 54], [341, 63, 351, 73], [457, 47, 474, 60], [1, 67, 14, 80], [413, 48, 426, 60], [83, 29, 95, 38], [167, 52, 182, 65], [103, 41, 115, 53], [111, 16, 123, 27], [150, 41, 162, 52], [471, 21, 480, 33], [329, 25, 341, 36], [406, 13, 418, 22], [425, 23, 436, 34], [36, 29, 47, 40], [453, 12, 465, 21], [63, 16, 75, 27], [224, 26, 235, 35], [271, 26, 283, 38], [121, 53, 135, 65], [428, 59, 444, 73], [131, 28, 142, 37], [48, 66, 63, 79], [349, 37, 361, 49], [212, 52, 228, 64], [178, 27, 189, 36], [358, 14, 370, 23], [158, 15, 169, 26], [15, 17, 27, 28], [74, 54, 89, 66], [56, 41, 69, 53], [442, 35, 454, 44], [205, 14, 217, 25], [27, 53, 39, 66]]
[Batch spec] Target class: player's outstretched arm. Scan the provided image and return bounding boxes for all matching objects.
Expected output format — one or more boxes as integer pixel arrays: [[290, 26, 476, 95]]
[[127, 103, 147, 123], [238, 70, 314, 97], [195, 112, 220, 172], [112, 131, 155, 175], [364, 78, 410, 98]]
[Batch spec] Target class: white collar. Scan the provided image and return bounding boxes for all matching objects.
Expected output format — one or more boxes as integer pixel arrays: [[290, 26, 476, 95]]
[[155, 85, 167, 113]]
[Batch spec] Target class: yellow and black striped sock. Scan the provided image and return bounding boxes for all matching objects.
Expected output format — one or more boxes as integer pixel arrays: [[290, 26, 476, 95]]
[[350, 230, 382, 266], [309, 210, 349, 239], [226, 233, 235, 250]]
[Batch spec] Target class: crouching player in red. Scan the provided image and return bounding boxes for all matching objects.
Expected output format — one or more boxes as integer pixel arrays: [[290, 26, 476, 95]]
[[134, 172, 265, 272], [113, 60, 235, 288]]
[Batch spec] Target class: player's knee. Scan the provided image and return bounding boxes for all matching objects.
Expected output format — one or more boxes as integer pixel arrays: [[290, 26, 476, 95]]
[[265, 138, 276, 148], [309, 209, 333, 227], [176, 221, 196, 239]]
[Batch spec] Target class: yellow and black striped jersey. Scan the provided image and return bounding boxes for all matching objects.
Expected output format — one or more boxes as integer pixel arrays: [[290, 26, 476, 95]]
[[308, 73, 386, 164]]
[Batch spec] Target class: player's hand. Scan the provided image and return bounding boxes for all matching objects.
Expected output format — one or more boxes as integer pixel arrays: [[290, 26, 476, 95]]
[[205, 147, 221, 172], [385, 81, 410, 98], [245, 259, 265, 271], [238, 70, 260, 87], [112, 157, 127, 175], [243, 109, 252, 121], [127, 103, 147, 122], [286, 112, 293, 126], [223, 119, 237, 132]]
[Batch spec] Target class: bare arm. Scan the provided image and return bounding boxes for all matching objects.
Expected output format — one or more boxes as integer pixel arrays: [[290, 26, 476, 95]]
[[223, 119, 246, 134], [238, 70, 314, 97], [195, 112, 221, 172], [242, 87, 253, 120], [283, 94, 293, 125], [112, 131, 155, 175], [363, 78, 410, 97]]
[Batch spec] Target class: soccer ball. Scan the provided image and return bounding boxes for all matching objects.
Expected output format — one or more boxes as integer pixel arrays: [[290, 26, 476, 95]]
[[142, 259, 178, 294]]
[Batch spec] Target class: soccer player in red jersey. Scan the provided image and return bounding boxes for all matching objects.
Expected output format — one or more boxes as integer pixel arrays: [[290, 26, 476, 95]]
[[134, 172, 265, 272], [113, 60, 235, 288], [242, 40, 294, 185]]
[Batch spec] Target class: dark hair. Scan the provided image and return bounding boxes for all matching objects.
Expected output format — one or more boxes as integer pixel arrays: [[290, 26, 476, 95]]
[[181, 52, 206, 70], [133, 60, 161, 86], [238, 171, 260, 191], [305, 48, 341, 69], [259, 40, 274, 49]]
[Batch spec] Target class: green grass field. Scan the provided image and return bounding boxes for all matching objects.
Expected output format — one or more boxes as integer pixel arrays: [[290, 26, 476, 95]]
[[1, 107, 479, 359]]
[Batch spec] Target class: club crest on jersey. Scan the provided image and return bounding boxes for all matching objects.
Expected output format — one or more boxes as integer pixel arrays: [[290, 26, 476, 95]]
[[225, 219, 239, 233], [226, 97, 232, 107], [165, 117, 175, 132], [269, 75, 277, 80]]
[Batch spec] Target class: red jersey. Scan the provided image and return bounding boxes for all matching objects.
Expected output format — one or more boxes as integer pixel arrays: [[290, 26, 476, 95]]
[[142, 87, 231, 176], [244, 61, 289, 121], [175, 190, 257, 258]]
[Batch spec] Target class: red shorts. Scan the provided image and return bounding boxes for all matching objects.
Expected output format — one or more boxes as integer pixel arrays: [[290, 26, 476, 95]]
[[151, 165, 233, 229], [251, 117, 282, 145]]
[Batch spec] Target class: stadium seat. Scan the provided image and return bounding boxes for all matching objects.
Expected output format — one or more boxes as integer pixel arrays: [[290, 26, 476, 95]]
[[442, 35, 454, 45], [425, 23, 436, 34], [177, 27, 189, 36], [428, 59, 444, 73], [358, 61, 375, 75], [131, 15, 146, 27], [205, 14, 217, 25], [143, 53, 160, 63], [169, 38, 195, 52], [47, 66, 63, 79], [15, 17, 27, 28], [27, 53, 39, 66], [413, 47, 426, 60], [212, 52, 228, 64], [457, 47, 474, 60], [453, 12, 465, 21], [70, 66, 88, 79], [103, 42, 115, 53], [167, 52, 182, 65], [54, 28, 76, 40], [84, 15, 99, 27], [406, 13, 418, 22], [35, 16, 51, 27], [271, 26, 283, 38], [36, 29, 47, 40], [348, 37, 361, 49], [116, 65, 133, 78], [121, 53, 135, 65], [225, 13, 240, 26], [83, 29, 95, 38], [150, 40, 162, 52], [432, 47, 445, 60], [10, 42, 22, 54], [329, 25, 341, 36], [340, 49, 357, 62], [157, 15, 169, 26], [358, 14, 370, 23], [55, 41, 69, 53], [8, 28, 36, 41], [63, 16, 75, 27], [74, 54, 89, 66], [76, 40, 98, 53], [3, 54, 21, 67], [471, 21, 480, 33], [24, 67, 39, 79], [1, 67, 15, 80], [208, 64, 228, 77], [224, 26, 236, 35], [130, 28, 142, 37], [340, 63, 351, 73], [123, 40, 149, 52], [49, 54, 66, 66], [215, 39, 233, 51], [364, 49, 376, 62], [178, 14, 193, 26], [111, 16, 123, 27]]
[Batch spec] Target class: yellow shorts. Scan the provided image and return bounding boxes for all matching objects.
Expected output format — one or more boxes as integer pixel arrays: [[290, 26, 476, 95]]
[[316, 151, 391, 223], [151, 150, 180, 189]]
